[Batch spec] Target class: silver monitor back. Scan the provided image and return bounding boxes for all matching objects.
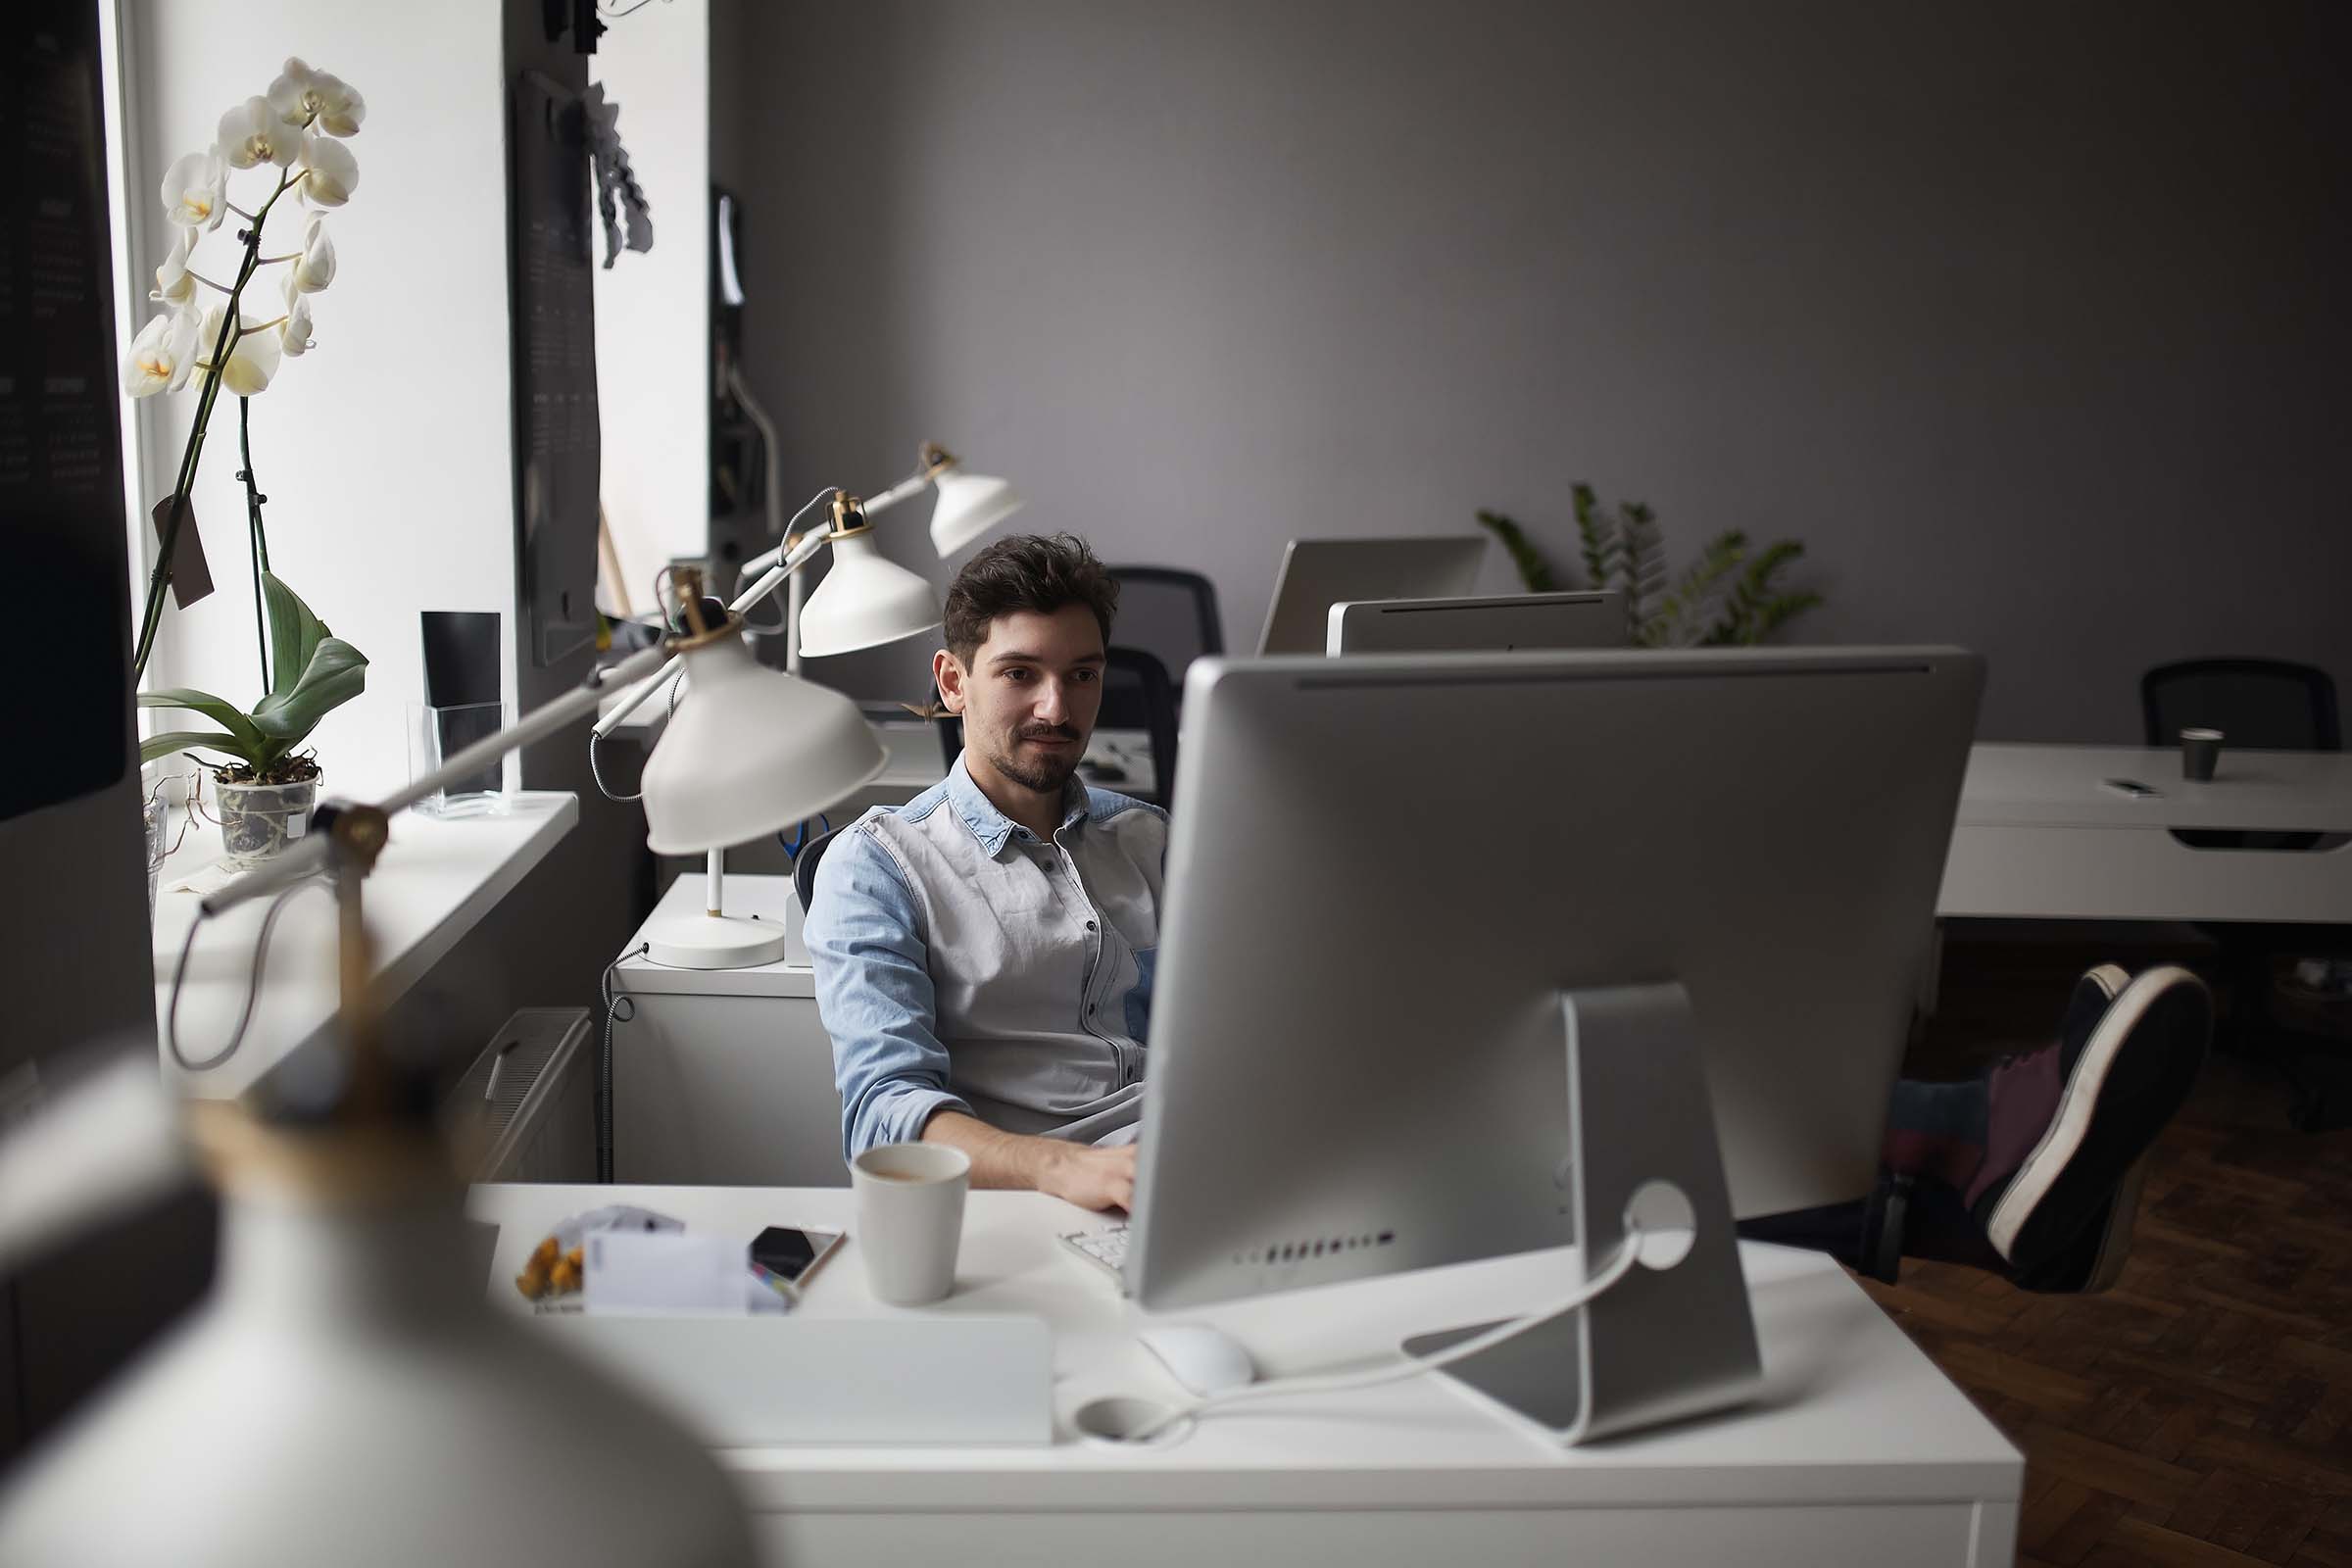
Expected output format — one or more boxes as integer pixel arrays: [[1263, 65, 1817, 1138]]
[[1129, 646, 1983, 1312], [1254, 536, 1486, 655], [1327, 590, 1626, 655]]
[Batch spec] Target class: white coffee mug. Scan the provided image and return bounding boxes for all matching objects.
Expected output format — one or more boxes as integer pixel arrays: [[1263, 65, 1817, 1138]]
[[851, 1142, 971, 1305]]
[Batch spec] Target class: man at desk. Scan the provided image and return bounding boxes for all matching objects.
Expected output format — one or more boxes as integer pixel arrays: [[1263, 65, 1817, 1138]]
[[808, 534, 1156, 1211], [808, 534, 2208, 1293]]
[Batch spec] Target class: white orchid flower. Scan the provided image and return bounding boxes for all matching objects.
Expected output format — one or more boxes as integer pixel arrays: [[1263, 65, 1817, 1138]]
[[269, 57, 366, 137], [278, 270, 315, 358], [122, 308, 200, 397], [291, 214, 336, 292], [160, 151, 227, 231], [193, 304, 283, 395], [217, 96, 302, 170], [151, 231, 196, 305], [298, 132, 359, 208]]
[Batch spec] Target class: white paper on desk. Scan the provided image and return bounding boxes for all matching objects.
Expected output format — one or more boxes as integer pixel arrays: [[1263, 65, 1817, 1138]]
[[584, 1230, 748, 1315]]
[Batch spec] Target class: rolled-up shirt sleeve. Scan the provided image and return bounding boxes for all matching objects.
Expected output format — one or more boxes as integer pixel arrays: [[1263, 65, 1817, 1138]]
[[805, 824, 974, 1163]]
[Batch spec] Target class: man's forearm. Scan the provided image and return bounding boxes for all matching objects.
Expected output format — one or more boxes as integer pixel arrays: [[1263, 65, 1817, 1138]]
[[919, 1109, 1071, 1191]]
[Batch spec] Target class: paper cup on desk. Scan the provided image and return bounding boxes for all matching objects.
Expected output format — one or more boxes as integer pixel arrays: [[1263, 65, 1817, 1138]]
[[852, 1143, 970, 1305], [2180, 728, 2224, 782]]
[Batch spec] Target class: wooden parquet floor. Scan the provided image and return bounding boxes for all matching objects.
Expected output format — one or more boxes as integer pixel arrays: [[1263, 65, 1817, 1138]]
[[1862, 933, 2352, 1567]]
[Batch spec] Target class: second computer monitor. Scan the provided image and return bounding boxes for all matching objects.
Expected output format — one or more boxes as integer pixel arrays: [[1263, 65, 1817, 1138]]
[[1254, 536, 1487, 655], [1326, 590, 1626, 655], [1129, 646, 1983, 1312]]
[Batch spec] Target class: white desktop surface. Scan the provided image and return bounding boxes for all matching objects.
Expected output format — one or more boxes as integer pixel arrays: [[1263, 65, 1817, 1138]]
[[468, 1185, 2020, 1565], [1955, 744, 2352, 831], [150, 792, 577, 1100], [1939, 745, 2352, 921]]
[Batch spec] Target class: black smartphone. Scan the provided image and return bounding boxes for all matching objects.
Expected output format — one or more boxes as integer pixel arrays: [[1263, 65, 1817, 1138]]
[[2101, 777, 2161, 799], [750, 1224, 844, 1289]]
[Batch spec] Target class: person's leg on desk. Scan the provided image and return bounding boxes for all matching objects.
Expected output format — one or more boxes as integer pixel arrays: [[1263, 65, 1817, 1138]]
[[1739, 965, 2211, 1295]]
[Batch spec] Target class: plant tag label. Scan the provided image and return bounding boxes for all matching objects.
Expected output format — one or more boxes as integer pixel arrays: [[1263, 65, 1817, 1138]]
[[150, 497, 215, 609]]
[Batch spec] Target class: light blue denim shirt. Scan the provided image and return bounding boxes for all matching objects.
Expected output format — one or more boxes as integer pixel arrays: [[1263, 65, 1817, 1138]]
[[805, 754, 1169, 1163]]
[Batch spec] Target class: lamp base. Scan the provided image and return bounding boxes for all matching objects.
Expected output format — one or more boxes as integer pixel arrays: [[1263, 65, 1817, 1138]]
[[643, 911, 790, 970]]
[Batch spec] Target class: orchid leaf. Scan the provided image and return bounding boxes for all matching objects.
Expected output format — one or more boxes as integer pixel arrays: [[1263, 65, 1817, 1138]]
[[138, 687, 265, 751], [262, 571, 331, 697], [250, 636, 368, 741], [138, 728, 258, 767]]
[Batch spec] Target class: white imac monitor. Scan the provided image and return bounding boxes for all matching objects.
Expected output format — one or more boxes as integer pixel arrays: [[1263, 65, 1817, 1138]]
[[1127, 646, 1982, 1440], [1254, 536, 1486, 655], [1326, 590, 1626, 655]]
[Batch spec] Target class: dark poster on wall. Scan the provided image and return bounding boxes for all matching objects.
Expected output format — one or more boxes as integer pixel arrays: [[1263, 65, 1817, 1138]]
[[507, 48, 601, 668], [0, 8, 133, 820]]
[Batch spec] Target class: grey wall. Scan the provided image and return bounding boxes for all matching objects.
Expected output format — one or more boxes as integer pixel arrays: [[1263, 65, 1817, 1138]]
[[712, 0, 2349, 741]]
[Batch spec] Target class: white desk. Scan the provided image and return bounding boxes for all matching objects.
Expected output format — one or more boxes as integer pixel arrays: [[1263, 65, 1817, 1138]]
[[150, 792, 578, 1100], [466, 1184, 2021, 1566], [1937, 745, 2352, 922]]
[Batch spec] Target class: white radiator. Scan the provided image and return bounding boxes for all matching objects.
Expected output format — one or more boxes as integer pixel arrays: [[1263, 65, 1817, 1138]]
[[445, 1008, 594, 1183]]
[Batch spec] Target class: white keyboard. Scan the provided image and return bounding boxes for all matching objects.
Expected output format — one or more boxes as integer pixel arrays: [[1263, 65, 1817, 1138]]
[[1058, 1222, 1130, 1284]]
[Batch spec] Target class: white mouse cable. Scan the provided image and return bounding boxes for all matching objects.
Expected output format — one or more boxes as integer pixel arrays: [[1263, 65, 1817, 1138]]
[[1123, 1220, 1649, 1445]]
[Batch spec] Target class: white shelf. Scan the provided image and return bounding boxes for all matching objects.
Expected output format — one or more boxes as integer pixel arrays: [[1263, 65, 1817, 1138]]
[[151, 792, 579, 1101]]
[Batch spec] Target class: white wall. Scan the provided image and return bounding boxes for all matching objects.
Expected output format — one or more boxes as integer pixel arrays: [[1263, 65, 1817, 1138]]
[[714, 0, 2352, 739], [122, 0, 515, 798], [590, 0, 710, 615]]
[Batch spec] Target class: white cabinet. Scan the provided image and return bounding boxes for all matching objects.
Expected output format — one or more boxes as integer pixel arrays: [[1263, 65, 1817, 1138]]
[[612, 873, 849, 1186]]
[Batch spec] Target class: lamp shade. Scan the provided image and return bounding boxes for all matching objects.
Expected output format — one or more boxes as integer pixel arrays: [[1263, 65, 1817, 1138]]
[[640, 630, 887, 855], [928, 466, 1023, 558], [797, 531, 943, 660]]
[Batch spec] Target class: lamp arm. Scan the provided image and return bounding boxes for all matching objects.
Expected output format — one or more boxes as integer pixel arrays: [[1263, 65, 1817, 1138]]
[[202, 641, 679, 919], [861, 468, 932, 516], [593, 526, 832, 740], [737, 486, 847, 578]]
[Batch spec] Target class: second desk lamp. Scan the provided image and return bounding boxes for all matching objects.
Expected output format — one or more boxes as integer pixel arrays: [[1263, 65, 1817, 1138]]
[[594, 443, 1020, 969]]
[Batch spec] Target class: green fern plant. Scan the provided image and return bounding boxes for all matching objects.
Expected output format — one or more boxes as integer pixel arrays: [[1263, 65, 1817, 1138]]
[[1475, 488, 1822, 648]]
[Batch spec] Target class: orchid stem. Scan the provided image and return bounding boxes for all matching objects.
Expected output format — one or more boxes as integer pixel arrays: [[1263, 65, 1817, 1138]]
[[239, 395, 270, 692], [131, 168, 307, 683]]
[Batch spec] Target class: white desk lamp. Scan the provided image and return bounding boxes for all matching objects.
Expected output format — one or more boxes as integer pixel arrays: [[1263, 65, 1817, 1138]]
[[595, 488, 959, 970], [0, 570, 850, 1567], [773, 447, 1021, 672]]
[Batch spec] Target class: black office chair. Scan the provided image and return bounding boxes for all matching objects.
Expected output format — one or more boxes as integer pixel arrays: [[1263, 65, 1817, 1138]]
[[1107, 567, 1223, 702], [2141, 659, 2339, 851], [2141, 658, 2340, 755], [792, 824, 844, 915], [1095, 646, 1180, 810]]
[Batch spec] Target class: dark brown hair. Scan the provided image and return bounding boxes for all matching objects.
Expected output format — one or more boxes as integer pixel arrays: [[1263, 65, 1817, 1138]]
[[942, 533, 1119, 664]]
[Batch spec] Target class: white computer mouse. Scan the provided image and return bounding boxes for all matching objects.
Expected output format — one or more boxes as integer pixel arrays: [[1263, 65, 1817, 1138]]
[[1135, 1322, 1256, 1397]]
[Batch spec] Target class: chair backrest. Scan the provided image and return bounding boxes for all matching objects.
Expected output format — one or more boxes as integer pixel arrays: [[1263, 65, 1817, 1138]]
[[935, 712, 962, 770], [1097, 646, 1180, 811], [792, 824, 844, 914], [2142, 659, 2340, 752], [1107, 567, 1224, 700]]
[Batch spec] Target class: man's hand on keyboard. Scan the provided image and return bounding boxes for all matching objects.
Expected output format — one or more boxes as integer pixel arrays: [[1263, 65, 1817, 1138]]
[[1042, 1142, 1136, 1212]]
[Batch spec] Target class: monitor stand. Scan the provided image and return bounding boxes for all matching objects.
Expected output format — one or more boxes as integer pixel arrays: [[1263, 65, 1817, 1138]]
[[1402, 982, 1764, 1445]]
